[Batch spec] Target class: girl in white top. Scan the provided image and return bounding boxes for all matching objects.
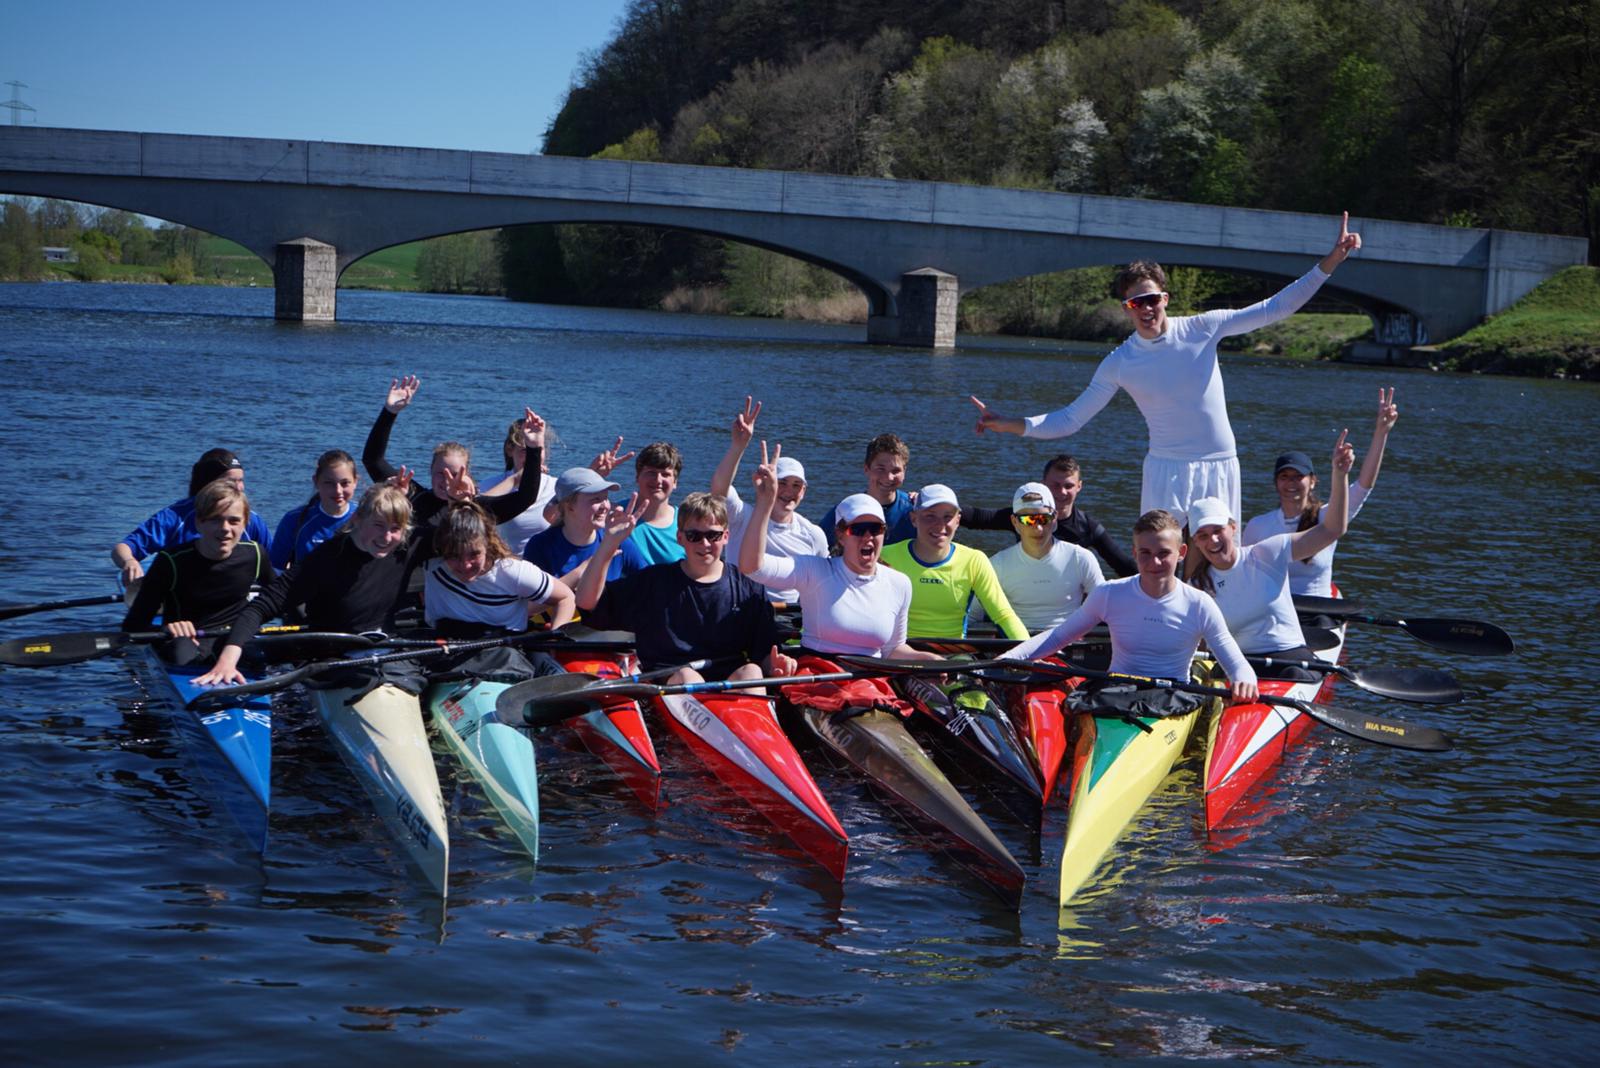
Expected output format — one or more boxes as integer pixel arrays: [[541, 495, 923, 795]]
[[971, 212, 1364, 524], [1242, 387, 1398, 596], [485, 416, 560, 556], [425, 501, 575, 637], [969, 481, 1104, 632], [1186, 433, 1354, 675], [710, 396, 828, 603], [738, 442, 932, 661], [1002, 509, 1257, 701]]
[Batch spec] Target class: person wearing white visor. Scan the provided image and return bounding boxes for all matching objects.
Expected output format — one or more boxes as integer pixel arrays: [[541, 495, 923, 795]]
[[710, 396, 828, 603]]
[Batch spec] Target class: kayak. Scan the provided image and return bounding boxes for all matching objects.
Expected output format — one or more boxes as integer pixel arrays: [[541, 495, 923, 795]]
[[998, 664, 1079, 803], [135, 646, 272, 852], [797, 701, 1024, 908], [313, 683, 450, 896], [552, 651, 661, 808], [424, 677, 540, 861], [1201, 619, 1348, 829], [894, 673, 1045, 807], [1058, 686, 1211, 908], [654, 691, 848, 880]]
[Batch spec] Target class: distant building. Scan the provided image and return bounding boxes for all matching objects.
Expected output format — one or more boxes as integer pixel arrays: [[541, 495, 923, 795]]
[[42, 246, 78, 264]]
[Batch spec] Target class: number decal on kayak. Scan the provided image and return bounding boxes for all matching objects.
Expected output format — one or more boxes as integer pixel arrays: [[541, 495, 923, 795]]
[[243, 710, 271, 729], [395, 796, 434, 849]]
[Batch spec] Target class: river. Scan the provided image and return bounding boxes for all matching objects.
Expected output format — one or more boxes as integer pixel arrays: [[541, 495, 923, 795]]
[[1, 282, 1595, 1064]]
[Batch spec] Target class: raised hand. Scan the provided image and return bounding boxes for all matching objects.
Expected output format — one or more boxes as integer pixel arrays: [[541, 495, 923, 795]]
[[1331, 428, 1354, 474], [442, 464, 477, 501], [521, 407, 547, 451], [731, 395, 762, 449], [385, 374, 420, 413], [590, 435, 636, 478], [752, 440, 781, 504], [388, 465, 415, 494], [1325, 211, 1362, 268], [600, 492, 645, 543], [969, 395, 1022, 435], [1375, 386, 1399, 434]]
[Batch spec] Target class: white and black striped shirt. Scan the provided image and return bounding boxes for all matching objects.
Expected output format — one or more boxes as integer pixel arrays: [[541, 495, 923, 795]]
[[424, 557, 555, 631]]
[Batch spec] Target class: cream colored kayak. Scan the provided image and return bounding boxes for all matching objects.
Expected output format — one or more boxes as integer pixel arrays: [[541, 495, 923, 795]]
[[314, 684, 450, 897], [1059, 696, 1211, 907]]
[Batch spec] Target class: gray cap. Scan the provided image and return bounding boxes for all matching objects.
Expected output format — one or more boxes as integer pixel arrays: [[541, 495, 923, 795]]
[[553, 466, 620, 501]]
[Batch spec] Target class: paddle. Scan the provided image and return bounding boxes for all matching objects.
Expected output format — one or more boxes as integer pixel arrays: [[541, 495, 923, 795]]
[[495, 669, 865, 728], [1004, 658, 1453, 753], [1245, 656, 1463, 704], [0, 624, 347, 667], [183, 630, 571, 713], [0, 592, 126, 623], [835, 654, 1022, 677], [1292, 595, 1514, 656]]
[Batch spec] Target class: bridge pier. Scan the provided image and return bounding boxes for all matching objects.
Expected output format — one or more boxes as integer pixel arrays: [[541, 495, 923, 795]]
[[868, 268, 958, 348], [273, 238, 336, 322]]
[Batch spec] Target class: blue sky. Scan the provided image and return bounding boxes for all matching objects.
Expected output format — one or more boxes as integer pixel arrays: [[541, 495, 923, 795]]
[[1, 0, 632, 153]]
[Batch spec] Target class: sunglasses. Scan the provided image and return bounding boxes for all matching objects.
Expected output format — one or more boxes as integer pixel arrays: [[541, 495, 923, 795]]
[[1016, 512, 1055, 527], [844, 521, 887, 538], [681, 528, 726, 544], [1122, 291, 1166, 311]]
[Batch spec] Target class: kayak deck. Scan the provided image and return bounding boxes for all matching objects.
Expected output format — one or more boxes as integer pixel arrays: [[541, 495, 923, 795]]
[[314, 684, 450, 897], [426, 678, 539, 861], [894, 674, 1045, 810], [553, 653, 662, 809], [136, 646, 272, 853], [656, 691, 848, 880]]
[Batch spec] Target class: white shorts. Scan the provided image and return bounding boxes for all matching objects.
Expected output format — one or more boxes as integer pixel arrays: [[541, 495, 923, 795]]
[[1141, 454, 1241, 530]]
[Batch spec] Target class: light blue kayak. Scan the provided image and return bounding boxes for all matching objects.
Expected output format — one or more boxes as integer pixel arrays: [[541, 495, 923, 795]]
[[425, 678, 539, 861], [137, 646, 272, 852]]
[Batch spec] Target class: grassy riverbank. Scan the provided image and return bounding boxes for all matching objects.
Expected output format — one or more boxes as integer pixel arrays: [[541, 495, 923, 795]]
[[1432, 267, 1600, 379], [46, 237, 429, 290]]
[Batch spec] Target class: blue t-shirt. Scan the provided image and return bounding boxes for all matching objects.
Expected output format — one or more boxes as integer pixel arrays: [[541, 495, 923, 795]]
[[821, 490, 917, 549], [121, 496, 273, 561], [629, 517, 685, 565], [270, 498, 355, 569], [523, 525, 648, 582]]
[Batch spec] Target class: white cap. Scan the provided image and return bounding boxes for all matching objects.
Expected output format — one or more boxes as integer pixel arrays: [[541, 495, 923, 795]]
[[914, 483, 959, 511], [1011, 481, 1054, 515], [775, 456, 807, 483], [1187, 496, 1234, 532], [835, 493, 886, 524]]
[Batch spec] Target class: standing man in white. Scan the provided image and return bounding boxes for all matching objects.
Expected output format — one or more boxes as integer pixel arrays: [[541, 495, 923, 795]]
[[969, 212, 1363, 527]]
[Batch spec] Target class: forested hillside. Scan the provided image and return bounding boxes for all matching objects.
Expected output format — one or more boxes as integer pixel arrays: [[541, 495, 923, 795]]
[[503, 0, 1598, 338]]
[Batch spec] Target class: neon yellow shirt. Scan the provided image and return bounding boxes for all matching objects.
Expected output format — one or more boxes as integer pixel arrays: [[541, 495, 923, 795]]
[[879, 540, 1030, 641]]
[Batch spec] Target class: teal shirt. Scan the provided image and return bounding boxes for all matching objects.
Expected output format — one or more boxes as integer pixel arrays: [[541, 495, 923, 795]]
[[629, 517, 685, 565]]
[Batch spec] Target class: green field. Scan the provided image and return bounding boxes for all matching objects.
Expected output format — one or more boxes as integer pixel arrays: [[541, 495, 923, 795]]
[[197, 236, 424, 290], [1221, 312, 1374, 361], [1435, 266, 1600, 378]]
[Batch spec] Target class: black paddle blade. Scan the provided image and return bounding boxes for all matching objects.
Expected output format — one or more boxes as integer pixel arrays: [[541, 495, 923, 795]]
[[493, 673, 608, 727], [1297, 700, 1453, 752], [185, 673, 304, 713], [1302, 625, 1342, 653], [1402, 618, 1515, 657], [1292, 594, 1361, 618], [0, 630, 133, 667], [1349, 665, 1464, 704]]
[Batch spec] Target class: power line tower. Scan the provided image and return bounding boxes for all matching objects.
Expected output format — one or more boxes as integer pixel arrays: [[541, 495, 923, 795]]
[[4, 81, 36, 126]]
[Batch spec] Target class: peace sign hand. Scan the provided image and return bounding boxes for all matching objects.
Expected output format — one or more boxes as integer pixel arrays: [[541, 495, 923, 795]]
[[388, 465, 415, 494], [442, 464, 477, 501], [731, 395, 762, 449], [1331, 428, 1355, 475], [385, 375, 420, 413], [752, 440, 781, 505], [600, 491, 645, 544], [521, 407, 547, 451], [1375, 387, 1399, 433], [590, 435, 637, 478]]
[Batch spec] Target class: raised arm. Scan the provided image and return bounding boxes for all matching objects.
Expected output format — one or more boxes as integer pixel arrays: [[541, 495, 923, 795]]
[[1358, 387, 1398, 491], [1289, 430, 1354, 562], [999, 594, 1102, 662], [1317, 211, 1362, 275], [710, 396, 760, 497], [1200, 598, 1258, 702], [738, 441, 782, 578], [363, 375, 420, 482], [574, 493, 644, 611], [476, 409, 546, 522], [1215, 213, 1364, 339]]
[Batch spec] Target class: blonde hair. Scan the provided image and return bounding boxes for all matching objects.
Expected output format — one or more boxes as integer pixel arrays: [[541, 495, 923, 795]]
[[679, 491, 728, 528], [431, 441, 471, 470], [194, 478, 250, 524], [351, 484, 412, 533], [1132, 508, 1181, 537]]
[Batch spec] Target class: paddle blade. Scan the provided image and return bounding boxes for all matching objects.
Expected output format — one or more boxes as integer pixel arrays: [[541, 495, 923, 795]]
[[1403, 618, 1515, 657], [1348, 666, 1464, 704], [0, 630, 133, 667], [184, 671, 306, 713], [1292, 594, 1361, 619], [1297, 700, 1453, 752], [494, 673, 610, 727]]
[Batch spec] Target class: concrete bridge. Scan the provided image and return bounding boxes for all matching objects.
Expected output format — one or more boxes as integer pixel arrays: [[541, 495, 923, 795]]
[[1, 126, 1587, 348]]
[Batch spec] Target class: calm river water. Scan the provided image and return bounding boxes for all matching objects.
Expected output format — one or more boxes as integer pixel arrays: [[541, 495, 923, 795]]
[[0, 282, 1595, 1064]]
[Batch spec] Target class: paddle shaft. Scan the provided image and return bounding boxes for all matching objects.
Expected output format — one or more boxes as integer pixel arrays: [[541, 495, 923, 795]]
[[0, 624, 314, 667], [1019, 659, 1452, 752], [1293, 595, 1513, 655], [0, 592, 126, 623]]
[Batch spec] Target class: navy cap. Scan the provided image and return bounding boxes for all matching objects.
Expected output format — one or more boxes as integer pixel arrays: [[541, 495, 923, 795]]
[[1273, 450, 1315, 477], [189, 448, 242, 495]]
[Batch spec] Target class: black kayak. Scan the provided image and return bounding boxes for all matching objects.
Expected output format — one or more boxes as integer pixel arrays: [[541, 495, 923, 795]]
[[892, 674, 1045, 810], [799, 704, 1025, 909]]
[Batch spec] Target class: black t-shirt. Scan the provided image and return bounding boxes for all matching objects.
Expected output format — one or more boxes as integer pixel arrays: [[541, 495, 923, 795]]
[[363, 407, 543, 528], [226, 531, 416, 644], [960, 503, 1137, 578], [123, 540, 275, 631], [584, 562, 779, 673]]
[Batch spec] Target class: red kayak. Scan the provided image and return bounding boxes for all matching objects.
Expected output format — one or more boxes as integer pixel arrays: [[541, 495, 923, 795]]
[[552, 651, 662, 809], [653, 691, 848, 880]]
